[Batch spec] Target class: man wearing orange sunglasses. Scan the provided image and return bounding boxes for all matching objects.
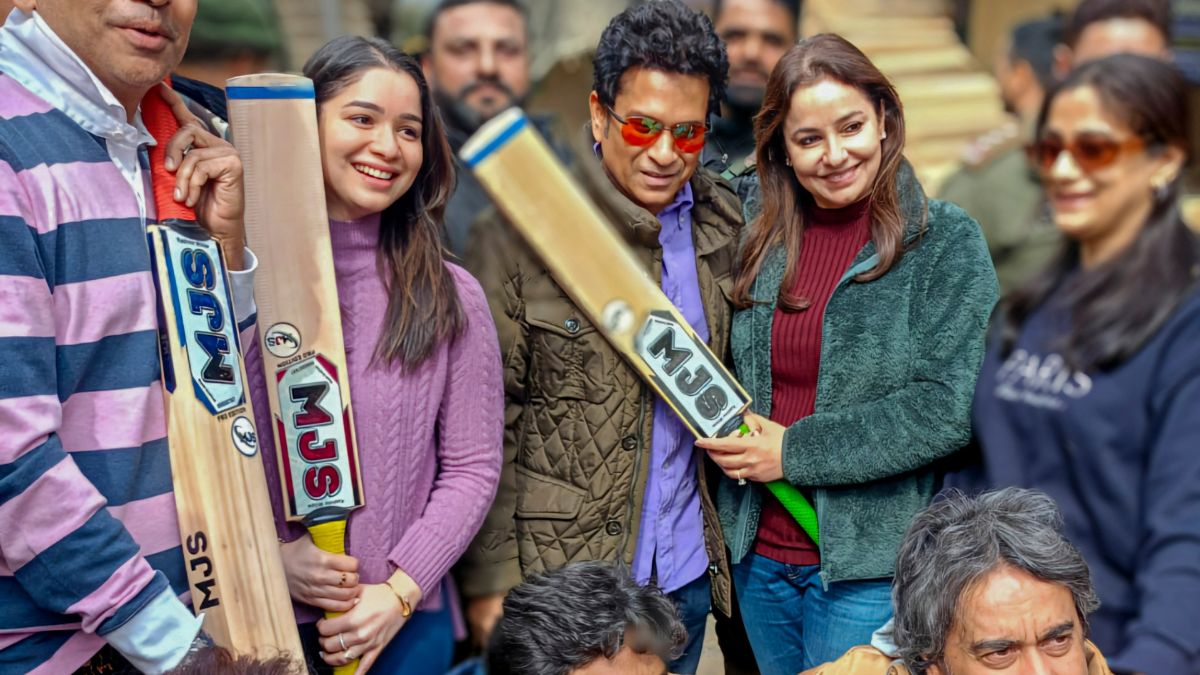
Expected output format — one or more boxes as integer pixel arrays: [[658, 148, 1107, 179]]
[[461, 2, 743, 674]]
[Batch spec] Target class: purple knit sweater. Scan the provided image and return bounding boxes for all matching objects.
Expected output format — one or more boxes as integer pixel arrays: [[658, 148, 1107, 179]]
[[247, 213, 503, 621]]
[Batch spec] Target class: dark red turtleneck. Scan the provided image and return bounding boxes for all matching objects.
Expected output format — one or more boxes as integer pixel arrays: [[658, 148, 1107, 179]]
[[754, 197, 872, 564]]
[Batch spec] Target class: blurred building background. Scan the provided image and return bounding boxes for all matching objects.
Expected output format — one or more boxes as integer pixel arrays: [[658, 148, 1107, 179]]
[[174, 0, 1198, 209], [0, 0, 1190, 219]]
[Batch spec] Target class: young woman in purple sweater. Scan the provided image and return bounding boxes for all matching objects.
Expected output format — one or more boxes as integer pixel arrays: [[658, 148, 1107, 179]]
[[247, 35, 503, 674]]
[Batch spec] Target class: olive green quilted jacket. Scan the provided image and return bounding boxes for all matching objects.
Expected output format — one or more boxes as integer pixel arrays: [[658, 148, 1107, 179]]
[[459, 154, 743, 615]]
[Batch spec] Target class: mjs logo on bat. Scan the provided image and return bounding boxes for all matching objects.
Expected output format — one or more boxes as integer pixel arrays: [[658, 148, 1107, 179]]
[[635, 311, 746, 438], [159, 228, 245, 414], [276, 356, 360, 515]]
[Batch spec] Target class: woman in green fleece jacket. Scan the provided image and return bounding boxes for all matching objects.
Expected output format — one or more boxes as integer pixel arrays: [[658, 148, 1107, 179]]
[[696, 35, 998, 673]]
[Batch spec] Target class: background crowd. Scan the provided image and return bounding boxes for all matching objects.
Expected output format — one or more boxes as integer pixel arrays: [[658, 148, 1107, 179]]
[[1, 0, 1199, 675]]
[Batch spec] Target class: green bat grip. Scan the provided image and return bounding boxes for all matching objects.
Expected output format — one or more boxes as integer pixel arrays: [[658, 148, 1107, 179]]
[[765, 481, 819, 546], [737, 423, 820, 546]]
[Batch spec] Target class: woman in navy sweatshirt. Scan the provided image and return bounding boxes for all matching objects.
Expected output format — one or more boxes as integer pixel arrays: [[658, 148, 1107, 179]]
[[966, 54, 1200, 675]]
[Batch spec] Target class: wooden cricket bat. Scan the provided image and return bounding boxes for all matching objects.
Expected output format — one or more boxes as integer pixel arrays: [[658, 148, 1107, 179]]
[[226, 74, 365, 675], [143, 85, 303, 659], [460, 108, 820, 543]]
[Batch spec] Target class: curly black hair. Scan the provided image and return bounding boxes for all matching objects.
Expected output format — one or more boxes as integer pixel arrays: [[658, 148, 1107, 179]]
[[487, 562, 686, 675], [592, 0, 728, 116]]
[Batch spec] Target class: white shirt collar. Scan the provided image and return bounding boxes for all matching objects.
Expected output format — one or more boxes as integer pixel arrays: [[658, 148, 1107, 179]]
[[0, 8, 152, 146]]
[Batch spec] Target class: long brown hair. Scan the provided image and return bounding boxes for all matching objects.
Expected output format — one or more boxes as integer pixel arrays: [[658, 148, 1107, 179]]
[[732, 34, 910, 310], [304, 36, 464, 369]]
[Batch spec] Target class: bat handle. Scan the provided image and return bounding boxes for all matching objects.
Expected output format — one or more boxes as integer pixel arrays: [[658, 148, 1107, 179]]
[[308, 519, 359, 675], [728, 418, 821, 545], [765, 481, 820, 546]]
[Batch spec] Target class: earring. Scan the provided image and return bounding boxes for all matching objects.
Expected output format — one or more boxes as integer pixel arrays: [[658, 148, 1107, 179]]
[[785, 156, 792, 167], [1153, 180, 1170, 203]]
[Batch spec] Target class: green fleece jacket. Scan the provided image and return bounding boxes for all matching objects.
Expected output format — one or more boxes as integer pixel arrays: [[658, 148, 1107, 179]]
[[718, 165, 998, 584]]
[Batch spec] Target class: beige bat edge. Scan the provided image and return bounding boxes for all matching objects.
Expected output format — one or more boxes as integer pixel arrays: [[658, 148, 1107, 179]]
[[227, 73, 364, 522], [149, 226, 303, 659]]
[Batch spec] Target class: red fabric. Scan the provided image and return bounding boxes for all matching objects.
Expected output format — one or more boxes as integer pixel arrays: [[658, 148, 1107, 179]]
[[141, 80, 195, 223], [754, 198, 872, 565]]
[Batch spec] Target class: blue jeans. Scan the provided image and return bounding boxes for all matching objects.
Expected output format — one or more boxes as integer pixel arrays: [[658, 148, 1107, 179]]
[[733, 555, 893, 675], [299, 598, 454, 675], [665, 572, 711, 674]]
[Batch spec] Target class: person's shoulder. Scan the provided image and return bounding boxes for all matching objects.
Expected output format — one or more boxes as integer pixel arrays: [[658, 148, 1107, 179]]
[[445, 261, 488, 304], [691, 166, 743, 222], [1156, 278, 1200, 348], [957, 121, 1024, 173], [925, 197, 985, 241], [799, 645, 908, 675], [0, 74, 60, 145]]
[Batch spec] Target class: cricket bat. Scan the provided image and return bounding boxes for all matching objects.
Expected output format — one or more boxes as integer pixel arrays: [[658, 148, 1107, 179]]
[[143, 84, 304, 658], [460, 109, 820, 543], [226, 74, 365, 674]]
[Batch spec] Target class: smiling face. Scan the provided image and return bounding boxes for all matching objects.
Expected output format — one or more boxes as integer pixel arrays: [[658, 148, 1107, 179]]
[[715, 0, 795, 111], [782, 78, 885, 209], [589, 67, 710, 214], [15, 0, 196, 116], [931, 566, 1089, 675], [1040, 85, 1182, 266], [318, 67, 424, 221]]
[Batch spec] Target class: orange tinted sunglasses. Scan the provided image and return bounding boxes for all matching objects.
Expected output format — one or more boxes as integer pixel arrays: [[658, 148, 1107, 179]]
[[1025, 132, 1145, 173], [606, 106, 708, 153]]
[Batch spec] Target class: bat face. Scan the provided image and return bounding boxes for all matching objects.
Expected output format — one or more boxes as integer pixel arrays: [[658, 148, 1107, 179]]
[[635, 310, 745, 437], [154, 223, 251, 421], [275, 355, 360, 516], [227, 74, 365, 526], [148, 221, 302, 656]]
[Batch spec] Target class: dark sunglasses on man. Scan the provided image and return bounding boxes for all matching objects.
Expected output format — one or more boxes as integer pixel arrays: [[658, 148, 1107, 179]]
[[606, 106, 708, 153]]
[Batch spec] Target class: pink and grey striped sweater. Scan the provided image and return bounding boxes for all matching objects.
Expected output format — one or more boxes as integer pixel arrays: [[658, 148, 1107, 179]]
[[0, 10, 251, 673]]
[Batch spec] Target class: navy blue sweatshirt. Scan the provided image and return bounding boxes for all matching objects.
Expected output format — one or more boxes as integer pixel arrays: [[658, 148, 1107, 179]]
[[961, 285, 1200, 675]]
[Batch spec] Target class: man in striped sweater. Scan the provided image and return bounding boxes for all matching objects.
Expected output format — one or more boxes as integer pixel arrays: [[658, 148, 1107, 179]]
[[0, 1, 256, 672]]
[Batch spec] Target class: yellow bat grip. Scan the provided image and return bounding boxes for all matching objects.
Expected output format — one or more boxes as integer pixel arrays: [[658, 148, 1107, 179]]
[[308, 519, 357, 675]]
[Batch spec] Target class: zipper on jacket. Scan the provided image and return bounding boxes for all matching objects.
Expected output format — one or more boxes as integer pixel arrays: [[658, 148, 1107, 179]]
[[730, 272, 764, 563]]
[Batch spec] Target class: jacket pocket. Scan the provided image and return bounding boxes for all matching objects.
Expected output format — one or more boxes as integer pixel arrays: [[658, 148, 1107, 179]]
[[514, 465, 587, 520], [524, 298, 612, 403]]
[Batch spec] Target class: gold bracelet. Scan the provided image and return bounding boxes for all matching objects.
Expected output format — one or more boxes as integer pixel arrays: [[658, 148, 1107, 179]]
[[385, 577, 413, 618]]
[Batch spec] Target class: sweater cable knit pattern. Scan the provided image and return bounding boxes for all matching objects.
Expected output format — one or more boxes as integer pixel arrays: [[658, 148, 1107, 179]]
[[248, 213, 504, 622]]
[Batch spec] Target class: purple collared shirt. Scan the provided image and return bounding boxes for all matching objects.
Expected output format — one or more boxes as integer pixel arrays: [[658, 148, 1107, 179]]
[[631, 181, 710, 593]]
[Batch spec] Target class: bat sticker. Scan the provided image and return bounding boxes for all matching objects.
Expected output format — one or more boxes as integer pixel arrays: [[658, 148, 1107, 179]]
[[634, 311, 747, 437], [265, 322, 302, 358], [275, 356, 358, 515], [230, 416, 259, 457], [158, 227, 244, 415]]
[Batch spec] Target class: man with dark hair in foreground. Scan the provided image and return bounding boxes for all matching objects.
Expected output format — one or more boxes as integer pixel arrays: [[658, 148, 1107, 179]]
[[488, 562, 685, 675], [804, 488, 1113, 675]]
